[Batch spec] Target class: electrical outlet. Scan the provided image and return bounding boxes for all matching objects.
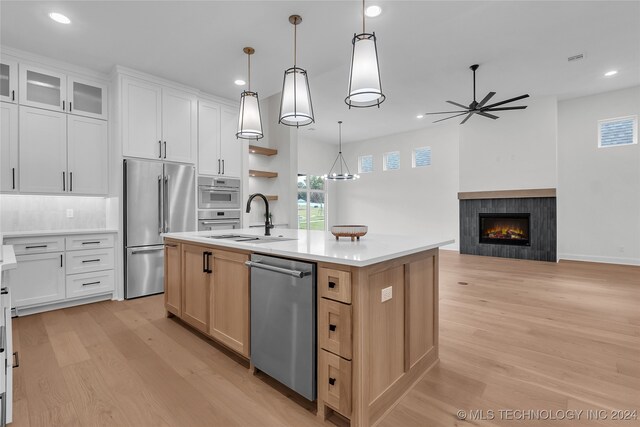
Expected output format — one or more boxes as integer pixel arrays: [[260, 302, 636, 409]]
[[66, 209, 74, 218], [381, 286, 392, 303]]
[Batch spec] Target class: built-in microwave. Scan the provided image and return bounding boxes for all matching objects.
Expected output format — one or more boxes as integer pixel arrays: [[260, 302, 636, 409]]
[[198, 177, 240, 210]]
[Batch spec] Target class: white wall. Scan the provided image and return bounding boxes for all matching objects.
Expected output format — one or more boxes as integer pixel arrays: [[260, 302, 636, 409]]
[[331, 124, 460, 248], [459, 96, 558, 191], [558, 86, 640, 265]]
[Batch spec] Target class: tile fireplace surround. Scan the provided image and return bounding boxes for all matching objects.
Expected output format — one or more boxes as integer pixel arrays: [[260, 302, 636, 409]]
[[459, 189, 557, 262]]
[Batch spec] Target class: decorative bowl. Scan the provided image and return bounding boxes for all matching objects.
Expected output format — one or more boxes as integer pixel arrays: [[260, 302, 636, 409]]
[[331, 225, 368, 241]]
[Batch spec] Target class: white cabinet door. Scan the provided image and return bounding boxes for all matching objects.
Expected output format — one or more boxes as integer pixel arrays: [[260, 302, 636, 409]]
[[1, 102, 18, 191], [162, 88, 196, 163], [19, 106, 67, 193], [19, 64, 67, 112], [198, 100, 221, 175], [9, 252, 66, 308], [0, 57, 18, 103], [68, 76, 108, 120], [67, 115, 108, 195], [122, 77, 162, 160], [219, 105, 242, 177]]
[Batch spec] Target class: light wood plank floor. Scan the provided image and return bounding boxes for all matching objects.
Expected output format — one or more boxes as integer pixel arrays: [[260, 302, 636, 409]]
[[11, 252, 640, 427]]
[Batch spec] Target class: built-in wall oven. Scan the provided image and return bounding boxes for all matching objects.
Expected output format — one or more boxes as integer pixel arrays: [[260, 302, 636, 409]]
[[198, 177, 240, 210], [198, 210, 241, 231]]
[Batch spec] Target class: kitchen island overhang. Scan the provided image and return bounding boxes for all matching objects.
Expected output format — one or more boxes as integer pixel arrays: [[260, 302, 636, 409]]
[[162, 229, 454, 427]]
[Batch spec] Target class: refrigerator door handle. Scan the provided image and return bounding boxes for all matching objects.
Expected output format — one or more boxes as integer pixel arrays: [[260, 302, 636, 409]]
[[164, 175, 170, 233], [158, 175, 163, 234]]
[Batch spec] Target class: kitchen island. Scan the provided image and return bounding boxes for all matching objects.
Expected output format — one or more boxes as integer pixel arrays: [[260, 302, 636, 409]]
[[163, 228, 453, 427]]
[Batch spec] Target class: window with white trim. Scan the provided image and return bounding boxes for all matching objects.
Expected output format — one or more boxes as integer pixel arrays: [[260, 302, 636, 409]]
[[383, 151, 400, 171], [297, 174, 327, 231], [358, 155, 373, 174], [598, 116, 637, 148], [412, 146, 432, 168]]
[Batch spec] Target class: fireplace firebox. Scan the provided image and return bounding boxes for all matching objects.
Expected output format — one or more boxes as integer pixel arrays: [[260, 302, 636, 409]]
[[479, 213, 530, 246]]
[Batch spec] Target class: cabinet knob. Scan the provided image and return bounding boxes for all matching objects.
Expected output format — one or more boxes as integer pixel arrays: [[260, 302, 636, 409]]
[[328, 377, 336, 386], [329, 324, 337, 332], [328, 281, 336, 289]]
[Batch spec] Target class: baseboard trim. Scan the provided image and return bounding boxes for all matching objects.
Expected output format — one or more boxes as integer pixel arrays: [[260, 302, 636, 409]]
[[558, 253, 640, 266]]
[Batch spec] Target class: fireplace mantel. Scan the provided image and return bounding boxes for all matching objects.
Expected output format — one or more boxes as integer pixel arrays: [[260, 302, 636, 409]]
[[458, 188, 556, 200]]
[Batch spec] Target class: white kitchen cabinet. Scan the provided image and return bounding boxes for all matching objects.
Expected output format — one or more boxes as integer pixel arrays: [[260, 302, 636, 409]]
[[1, 102, 19, 191], [67, 115, 108, 194], [9, 252, 66, 308], [68, 75, 108, 120], [0, 57, 18, 103], [19, 106, 67, 193], [122, 76, 196, 163], [19, 64, 67, 112], [198, 100, 242, 177]]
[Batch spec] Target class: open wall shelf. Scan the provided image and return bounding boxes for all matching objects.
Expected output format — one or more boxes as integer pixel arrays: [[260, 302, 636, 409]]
[[266, 195, 278, 201], [249, 170, 278, 178], [249, 145, 278, 156]]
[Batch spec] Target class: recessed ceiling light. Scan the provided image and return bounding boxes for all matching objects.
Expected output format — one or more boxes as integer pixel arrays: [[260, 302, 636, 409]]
[[604, 70, 618, 77], [365, 5, 382, 18], [416, 114, 424, 119], [234, 79, 246, 86], [49, 12, 71, 24]]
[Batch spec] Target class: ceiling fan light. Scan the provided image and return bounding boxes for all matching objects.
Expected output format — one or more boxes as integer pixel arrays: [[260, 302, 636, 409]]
[[279, 67, 314, 126], [346, 33, 386, 108], [237, 91, 263, 140]]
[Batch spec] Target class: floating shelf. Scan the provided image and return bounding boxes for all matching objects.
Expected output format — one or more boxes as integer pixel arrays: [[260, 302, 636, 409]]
[[249, 170, 278, 178], [265, 195, 279, 201], [249, 145, 278, 156]]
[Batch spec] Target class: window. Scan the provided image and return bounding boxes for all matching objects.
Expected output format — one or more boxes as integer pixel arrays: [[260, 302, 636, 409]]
[[598, 116, 637, 148], [297, 175, 326, 231], [412, 146, 432, 168], [383, 151, 400, 171], [358, 155, 374, 174]]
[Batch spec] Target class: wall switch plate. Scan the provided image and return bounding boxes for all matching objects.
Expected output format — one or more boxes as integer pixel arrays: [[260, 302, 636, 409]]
[[381, 286, 392, 303], [66, 209, 74, 218]]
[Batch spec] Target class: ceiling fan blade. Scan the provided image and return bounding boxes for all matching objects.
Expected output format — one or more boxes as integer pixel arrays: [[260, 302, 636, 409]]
[[476, 92, 496, 109], [424, 110, 469, 115], [484, 106, 528, 112], [432, 112, 468, 123], [483, 94, 530, 109], [477, 111, 499, 119], [460, 112, 475, 124], [446, 100, 470, 110]]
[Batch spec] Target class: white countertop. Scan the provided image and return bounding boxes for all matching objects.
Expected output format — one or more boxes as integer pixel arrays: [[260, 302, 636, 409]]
[[164, 228, 454, 267], [3, 229, 118, 238]]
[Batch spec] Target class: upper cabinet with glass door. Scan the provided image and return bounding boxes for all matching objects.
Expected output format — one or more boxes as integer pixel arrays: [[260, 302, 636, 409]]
[[19, 64, 108, 120], [0, 57, 18, 103]]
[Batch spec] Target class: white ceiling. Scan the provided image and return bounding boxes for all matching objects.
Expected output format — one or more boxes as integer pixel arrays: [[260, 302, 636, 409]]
[[2, 1, 639, 144]]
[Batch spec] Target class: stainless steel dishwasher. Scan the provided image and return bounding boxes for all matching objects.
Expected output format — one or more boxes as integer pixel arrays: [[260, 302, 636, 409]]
[[246, 254, 316, 401]]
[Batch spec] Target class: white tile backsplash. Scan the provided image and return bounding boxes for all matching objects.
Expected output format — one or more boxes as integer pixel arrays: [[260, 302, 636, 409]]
[[0, 195, 108, 232]]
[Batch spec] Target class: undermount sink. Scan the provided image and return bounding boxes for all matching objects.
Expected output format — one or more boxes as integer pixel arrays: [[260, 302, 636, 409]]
[[206, 234, 296, 244]]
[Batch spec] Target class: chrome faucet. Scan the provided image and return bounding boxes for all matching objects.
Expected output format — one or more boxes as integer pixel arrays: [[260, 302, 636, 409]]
[[246, 193, 273, 236]]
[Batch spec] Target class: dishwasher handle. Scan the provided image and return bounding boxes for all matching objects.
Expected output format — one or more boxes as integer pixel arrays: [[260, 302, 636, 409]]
[[245, 260, 310, 279]]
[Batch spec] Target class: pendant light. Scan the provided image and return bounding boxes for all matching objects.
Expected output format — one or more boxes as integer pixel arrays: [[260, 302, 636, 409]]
[[323, 121, 360, 181], [279, 15, 314, 127], [236, 47, 263, 140], [345, 0, 386, 108]]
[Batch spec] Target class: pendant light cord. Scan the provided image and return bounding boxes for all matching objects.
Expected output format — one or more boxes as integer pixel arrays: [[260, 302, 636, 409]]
[[294, 21, 297, 67], [247, 53, 251, 91], [339, 122, 343, 175], [362, 0, 366, 33]]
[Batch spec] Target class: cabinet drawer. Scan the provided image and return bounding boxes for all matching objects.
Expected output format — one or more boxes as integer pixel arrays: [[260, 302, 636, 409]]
[[319, 267, 352, 304], [65, 233, 114, 250], [66, 270, 114, 298], [319, 298, 352, 360], [5, 236, 64, 255], [319, 349, 352, 417], [65, 247, 114, 274]]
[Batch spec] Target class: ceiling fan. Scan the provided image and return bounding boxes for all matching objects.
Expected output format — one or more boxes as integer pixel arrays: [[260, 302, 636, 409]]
[[424, 64, 529, 124]]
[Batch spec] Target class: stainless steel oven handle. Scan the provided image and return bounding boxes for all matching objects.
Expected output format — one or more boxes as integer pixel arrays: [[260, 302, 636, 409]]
[[200, 220, 240, 225], [244, 261, 309, 278], [200, 186, 240, 193]]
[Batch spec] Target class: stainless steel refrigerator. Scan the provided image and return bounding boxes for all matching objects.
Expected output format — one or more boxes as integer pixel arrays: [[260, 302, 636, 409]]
[[124, 159, 195, 299]]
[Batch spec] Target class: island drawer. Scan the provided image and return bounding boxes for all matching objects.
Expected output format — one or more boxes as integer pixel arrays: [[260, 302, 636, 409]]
[[66, 234, 114, 251], [319, 349, 352, 418], [319, 267, 351, 304], [319, 298, 352, 360], [65, 248, 115, 274], [66, 270, 115, 298], [5, 236, 65, 255]]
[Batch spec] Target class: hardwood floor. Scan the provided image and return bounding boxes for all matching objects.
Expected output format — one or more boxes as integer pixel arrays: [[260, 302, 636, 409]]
[[11, 251, 640, 426]]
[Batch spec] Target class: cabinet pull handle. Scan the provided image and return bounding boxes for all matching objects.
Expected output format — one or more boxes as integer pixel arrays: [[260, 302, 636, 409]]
[[11, 167, 15, 189], [206, 251, 213, 273], [159, 140, 162, 158], [82, 281, 101, 286], [222, 159, 225, 175], [218, 159, 221, 175], [328, 377, 336, 386], [0, 288, 7, 295], [328, 281, 336, 289], [329, 324, 337, 332], [81, 259, 101, 263], [25, 245, 47, 249], [60, 254, 63, 267], [81, 241, 101, 245], [202, 251, 207, 273], [69, 101, 72, 112], [62, 171, 66, 191], [163, 141, 167, 159], [62, 100, 65, 111], [69, 172, 73, 192], [11, 90, 15, 101], [12, 351, 19, 368]]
